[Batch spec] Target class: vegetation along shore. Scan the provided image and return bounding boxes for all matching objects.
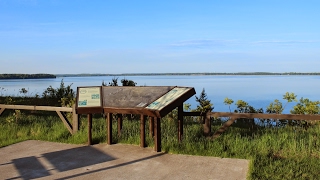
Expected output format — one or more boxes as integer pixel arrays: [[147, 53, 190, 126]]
[[0, 74, 56, 80]]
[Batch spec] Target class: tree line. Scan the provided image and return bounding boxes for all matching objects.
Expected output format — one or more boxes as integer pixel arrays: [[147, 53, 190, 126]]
[[55, 72, 320, 77], [0, 74, 56, 79]]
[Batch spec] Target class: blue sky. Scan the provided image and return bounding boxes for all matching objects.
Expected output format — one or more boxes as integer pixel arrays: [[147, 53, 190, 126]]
[[0, 0, 319, 74]]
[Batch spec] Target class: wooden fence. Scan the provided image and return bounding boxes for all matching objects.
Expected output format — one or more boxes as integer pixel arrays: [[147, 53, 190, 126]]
[[190, 112, 320, 138], [0, 104, 79, 134]]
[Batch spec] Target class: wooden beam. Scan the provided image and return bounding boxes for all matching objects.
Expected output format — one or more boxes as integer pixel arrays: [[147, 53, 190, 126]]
[[212, 117, 237, 139], [76, 107, 103, 114], [149, 116, 154, 138], [72, 105, 79, 134], [182, 111, 203, 116], [0, 108, 5, 116], [0, 104, 76, 135], [178, 104, 183, 143], [88, 114, 92, 145], [154, 117, 161, 152], [56, 111, 73, 134], [203, 112, 211, 136], [140, 115, 146, 148], [0, 104, 72, 112], [117, 114, 123, 137], [107, 113, 112, 145], [103, 107, 159, 117]]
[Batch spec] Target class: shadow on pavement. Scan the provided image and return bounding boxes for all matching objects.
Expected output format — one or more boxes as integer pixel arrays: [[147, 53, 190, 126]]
[[11, 146, 116, 180]]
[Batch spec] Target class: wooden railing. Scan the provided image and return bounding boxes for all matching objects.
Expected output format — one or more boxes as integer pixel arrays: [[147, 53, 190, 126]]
[[0, 104, 79, 134], [191, 111, 320, 138]]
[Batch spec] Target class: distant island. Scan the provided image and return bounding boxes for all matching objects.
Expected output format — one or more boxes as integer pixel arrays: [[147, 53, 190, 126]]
[[0, 74, 56, 79], [55, 72, 320, 77]]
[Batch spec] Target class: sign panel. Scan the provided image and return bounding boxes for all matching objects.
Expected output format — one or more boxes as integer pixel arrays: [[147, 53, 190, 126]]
[[146, 87, 191, 110], [77, 87, 102, 107], [102, 86, 175, 108]]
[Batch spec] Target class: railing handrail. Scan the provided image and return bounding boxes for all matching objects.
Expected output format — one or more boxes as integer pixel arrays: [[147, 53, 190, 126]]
[[0, 104, 72, 112], [208, 112, 320, 121], [0, 104, 78, 134]]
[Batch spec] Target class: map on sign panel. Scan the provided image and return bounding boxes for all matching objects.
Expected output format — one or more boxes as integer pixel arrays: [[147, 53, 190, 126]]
[[77, 87, 101, 107], [146, 87, 190, 110]]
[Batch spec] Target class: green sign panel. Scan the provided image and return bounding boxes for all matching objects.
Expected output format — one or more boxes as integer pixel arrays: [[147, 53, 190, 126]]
[[77, 87, 102, 107], [146, 87, 191, 110]]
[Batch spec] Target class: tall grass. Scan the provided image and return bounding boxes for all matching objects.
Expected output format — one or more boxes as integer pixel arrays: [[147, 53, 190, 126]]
[[0, 111, 319, 179]]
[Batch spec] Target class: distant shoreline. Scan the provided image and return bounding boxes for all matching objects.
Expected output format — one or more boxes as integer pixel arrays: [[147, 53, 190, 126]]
[[1, 72, 319, 79], [0, 74, 56, 80], [55, 72, 320, 77]]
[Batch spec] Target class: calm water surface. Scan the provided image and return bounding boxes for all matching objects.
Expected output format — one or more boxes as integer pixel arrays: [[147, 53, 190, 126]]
[[0, 75, 319, 113]]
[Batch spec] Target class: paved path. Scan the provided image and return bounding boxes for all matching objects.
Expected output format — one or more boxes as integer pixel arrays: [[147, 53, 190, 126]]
[[0, 140, 249, 180]]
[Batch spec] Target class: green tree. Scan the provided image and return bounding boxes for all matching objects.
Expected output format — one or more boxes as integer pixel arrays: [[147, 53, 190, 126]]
[[266, 99, 283, 114], [195, 88, 213, 113], [121, 78, 137, 86], [290, 98, 320, 115], [108, 77, 119, 86], [283, 92, 297, 110], [42, 79, 75, 107], [266, 92, 297, 114], [102, 80, 107, 86], [103, 77, 137, 87], [223, 97, 234, 112], [19, 88, 28, 96], [234, 100, 263, 113], [234, 99, 263, 129], [42, 85, 56, 98]]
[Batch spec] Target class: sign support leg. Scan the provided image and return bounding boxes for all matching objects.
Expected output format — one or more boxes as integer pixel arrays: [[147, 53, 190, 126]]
[[154, 117, 161, 152], [178, 104, 183, 143], [107, 113, 112, 145], [140, 114, 146, 147], [88, 114, 92, 145], [118, 114, 122, 137], [149, 117, 154, 138]]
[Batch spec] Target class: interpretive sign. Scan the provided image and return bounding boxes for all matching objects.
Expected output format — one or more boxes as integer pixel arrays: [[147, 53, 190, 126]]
[[77, 87, 102, 107], [75, 85, 196, 153], [146, 87, 191, 110], [76, 86, 195, 117]]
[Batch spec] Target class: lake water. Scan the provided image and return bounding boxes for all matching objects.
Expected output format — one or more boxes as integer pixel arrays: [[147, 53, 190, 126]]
[[0, 75, 319, 113]]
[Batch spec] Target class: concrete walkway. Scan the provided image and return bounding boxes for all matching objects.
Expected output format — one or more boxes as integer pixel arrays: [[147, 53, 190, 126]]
[[0, 140, 249, 180]]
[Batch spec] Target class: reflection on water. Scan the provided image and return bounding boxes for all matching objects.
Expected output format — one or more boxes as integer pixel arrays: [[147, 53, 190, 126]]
[[0, 75, 319, 113]]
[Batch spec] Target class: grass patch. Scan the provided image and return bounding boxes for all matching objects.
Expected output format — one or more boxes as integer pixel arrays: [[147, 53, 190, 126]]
[[0, 113, 319, 179]]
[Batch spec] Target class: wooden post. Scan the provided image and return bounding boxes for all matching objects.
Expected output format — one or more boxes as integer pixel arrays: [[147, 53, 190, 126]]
[[140, 114, 146, 147], [107, 113, 112, 145], [178, 104, 183, 143], [203, 112, 211, 136], [149, 116, 154, 138], [72, 105, 79, 134], [0, 107, 5, 116], [154, 117, 161, 152], [117, 114, 123, 137], [88, 114, 92, 145]]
